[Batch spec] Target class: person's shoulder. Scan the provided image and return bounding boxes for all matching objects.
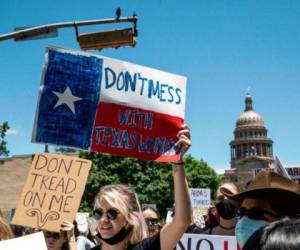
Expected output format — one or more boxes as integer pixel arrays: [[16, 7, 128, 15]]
[[130, 233, 161, 250], [202, 227, 213, 235], [186, 224, 204, 234]]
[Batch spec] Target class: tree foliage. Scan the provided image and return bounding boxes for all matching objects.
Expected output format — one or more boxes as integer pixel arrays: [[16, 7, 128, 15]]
[[79, 152, 220, 216], [184, 154, 221, 199], [0, 121, 10, 157], [55, 146, 78, 153]]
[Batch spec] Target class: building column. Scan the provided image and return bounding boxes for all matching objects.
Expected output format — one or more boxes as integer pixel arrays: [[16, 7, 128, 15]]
[[241, 144, 244, 158], [260, 144, 263, 156]]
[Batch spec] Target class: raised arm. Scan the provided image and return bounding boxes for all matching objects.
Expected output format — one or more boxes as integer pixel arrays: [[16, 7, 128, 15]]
[[160, 124, 192, 250]]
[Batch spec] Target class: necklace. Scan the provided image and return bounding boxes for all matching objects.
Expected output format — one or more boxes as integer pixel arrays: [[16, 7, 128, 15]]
[[219, 224, 235, 230]]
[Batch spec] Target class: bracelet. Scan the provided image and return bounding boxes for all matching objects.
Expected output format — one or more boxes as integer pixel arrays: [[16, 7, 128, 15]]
[[172, 161, 184, 165]]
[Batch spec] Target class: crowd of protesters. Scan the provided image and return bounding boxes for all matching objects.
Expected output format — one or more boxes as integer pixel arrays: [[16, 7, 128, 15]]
[[2, 125, 300, 250]]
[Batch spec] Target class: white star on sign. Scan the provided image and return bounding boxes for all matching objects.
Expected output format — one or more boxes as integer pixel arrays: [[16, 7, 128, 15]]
[[52, 86, 82, 115]]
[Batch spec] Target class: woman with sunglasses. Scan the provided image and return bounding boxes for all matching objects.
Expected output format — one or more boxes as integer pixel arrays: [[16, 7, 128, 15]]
[[43, 221, 77, 250], [89, 124, 192, 250]]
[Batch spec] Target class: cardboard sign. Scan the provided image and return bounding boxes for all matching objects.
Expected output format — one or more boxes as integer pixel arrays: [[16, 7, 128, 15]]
[[177, 234, 240, 250], [32, 46, 187, 162], [0, 232, 47, 250], [190, 188, 211, 208], [12, 153, 91, 232]]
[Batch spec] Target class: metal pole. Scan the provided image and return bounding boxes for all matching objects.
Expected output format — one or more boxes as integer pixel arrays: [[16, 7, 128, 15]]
[[0, 16, 137, 42]]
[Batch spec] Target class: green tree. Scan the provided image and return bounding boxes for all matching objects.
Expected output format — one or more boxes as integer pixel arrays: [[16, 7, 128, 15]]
[[79, 152, 220, 216], [55, 146, 78, 153], [0, 122, 10, 157], [184, 154, 221, 199]]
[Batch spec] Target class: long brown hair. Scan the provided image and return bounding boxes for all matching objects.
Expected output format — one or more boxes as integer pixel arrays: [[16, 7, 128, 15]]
[[0, 215, 14, 241]]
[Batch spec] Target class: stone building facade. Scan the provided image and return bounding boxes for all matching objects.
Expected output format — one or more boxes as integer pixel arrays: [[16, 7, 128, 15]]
[[223, 94, 274, 187], [0, 154, 33, 216]]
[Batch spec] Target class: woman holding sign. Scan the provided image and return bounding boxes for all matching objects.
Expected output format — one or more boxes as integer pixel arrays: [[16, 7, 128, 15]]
[[89, 124, 192, 250]]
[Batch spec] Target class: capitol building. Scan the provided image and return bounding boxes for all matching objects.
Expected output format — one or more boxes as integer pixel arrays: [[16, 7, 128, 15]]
[[223, 94, 274, 187]]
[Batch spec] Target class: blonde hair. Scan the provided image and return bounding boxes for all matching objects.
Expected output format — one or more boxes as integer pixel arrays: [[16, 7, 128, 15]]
[[0, 215, 14, 241], [94, 184, 148, 245]]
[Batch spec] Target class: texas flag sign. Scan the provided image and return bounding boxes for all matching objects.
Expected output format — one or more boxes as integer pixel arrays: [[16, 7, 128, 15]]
[[32, 46, 187, 162]]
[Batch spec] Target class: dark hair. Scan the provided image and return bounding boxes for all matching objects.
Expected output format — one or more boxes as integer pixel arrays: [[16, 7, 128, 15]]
[[243, 217, 300, 250], [142, 205, 160, 218]]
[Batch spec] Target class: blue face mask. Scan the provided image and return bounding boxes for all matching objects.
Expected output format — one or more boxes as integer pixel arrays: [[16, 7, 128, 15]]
[[235, 216, 268, 248]]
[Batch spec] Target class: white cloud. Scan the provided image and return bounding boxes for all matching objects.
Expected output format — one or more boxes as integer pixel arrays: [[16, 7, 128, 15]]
[[211, 164, 230, 175], [6, 129, 20, 135]]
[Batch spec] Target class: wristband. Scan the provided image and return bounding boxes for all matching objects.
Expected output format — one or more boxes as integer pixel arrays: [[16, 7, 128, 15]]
[[172, 161, 184, 165]]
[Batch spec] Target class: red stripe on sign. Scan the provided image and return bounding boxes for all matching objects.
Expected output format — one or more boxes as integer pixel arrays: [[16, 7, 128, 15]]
[[90, 102, 184, 162], [224, 241, 228, 250]]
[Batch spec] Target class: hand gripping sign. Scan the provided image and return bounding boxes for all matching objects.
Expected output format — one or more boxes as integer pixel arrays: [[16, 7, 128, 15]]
[[11, 153, 91, 232], [32, 46, 187, 162]]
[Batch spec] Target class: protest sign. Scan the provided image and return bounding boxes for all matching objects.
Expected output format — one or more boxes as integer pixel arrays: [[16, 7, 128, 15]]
[[270, 156, 291, 179], [0, 232, 47, 250], [12, 153, 91, 232], [189, 188, 210, 228], [286, 167, 300, 179], [190, 188, 211, 208], [286, 167, 300, 184], [32, 46, 187, 162], [177, 234, 240, 250]]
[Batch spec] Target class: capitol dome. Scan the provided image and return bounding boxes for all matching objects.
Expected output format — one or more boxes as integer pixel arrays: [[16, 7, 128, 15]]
[[229, 94, 273, 166], [236, 94, 264, 127]]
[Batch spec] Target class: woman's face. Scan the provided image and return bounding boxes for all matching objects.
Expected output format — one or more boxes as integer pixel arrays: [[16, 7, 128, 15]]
[[96, 199, 127, 239], [43, 231, 66, 250]]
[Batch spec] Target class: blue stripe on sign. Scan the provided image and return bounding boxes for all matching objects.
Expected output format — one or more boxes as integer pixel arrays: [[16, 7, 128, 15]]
[[35, 49, 102, 149]]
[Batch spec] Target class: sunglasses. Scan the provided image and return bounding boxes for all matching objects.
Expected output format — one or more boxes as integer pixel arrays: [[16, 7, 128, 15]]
[[43, 231, 61, 240], [93, 208, 120, 221], [145, 218, 160, 228], [236, 207, 279, 220]]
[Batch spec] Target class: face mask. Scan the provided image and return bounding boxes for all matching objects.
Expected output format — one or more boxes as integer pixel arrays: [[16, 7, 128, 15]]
[[99, 225, 133, 245], [235, 216, 268, 248], [216, 199, 237, 220]]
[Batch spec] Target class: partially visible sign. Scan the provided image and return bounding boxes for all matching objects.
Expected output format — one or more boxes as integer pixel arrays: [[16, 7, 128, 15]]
[[12, 153, 91, 232], [32, 46, 186, 162], [286, 167, 300, 184], [271, 156, 291, 179], [286, 167, 300, 179], [177, 234, 240, 250], [0, 232, 47, 250], [189, 188, 211, 208]]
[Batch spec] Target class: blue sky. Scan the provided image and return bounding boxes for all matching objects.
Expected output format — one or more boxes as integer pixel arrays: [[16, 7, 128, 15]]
[[1, 0, 300, 172]]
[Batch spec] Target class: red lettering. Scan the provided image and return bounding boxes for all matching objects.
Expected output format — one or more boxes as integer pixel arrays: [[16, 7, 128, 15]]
[[224, 240, 228, 250]]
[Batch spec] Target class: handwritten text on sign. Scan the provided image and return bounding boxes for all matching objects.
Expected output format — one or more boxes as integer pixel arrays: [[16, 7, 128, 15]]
[[177, 234, 240, 250], [32, 47, 186, 162], [190, 188, 211, 208], [91, 54, 187, 162], [12, 153, 91, 232]]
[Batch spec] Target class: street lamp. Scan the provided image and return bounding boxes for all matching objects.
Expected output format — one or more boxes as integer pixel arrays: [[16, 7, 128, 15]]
[[0, 9, 138, 51]]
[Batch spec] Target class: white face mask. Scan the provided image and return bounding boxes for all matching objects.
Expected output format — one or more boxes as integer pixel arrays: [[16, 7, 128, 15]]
[[235, 216, 268, 248]]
